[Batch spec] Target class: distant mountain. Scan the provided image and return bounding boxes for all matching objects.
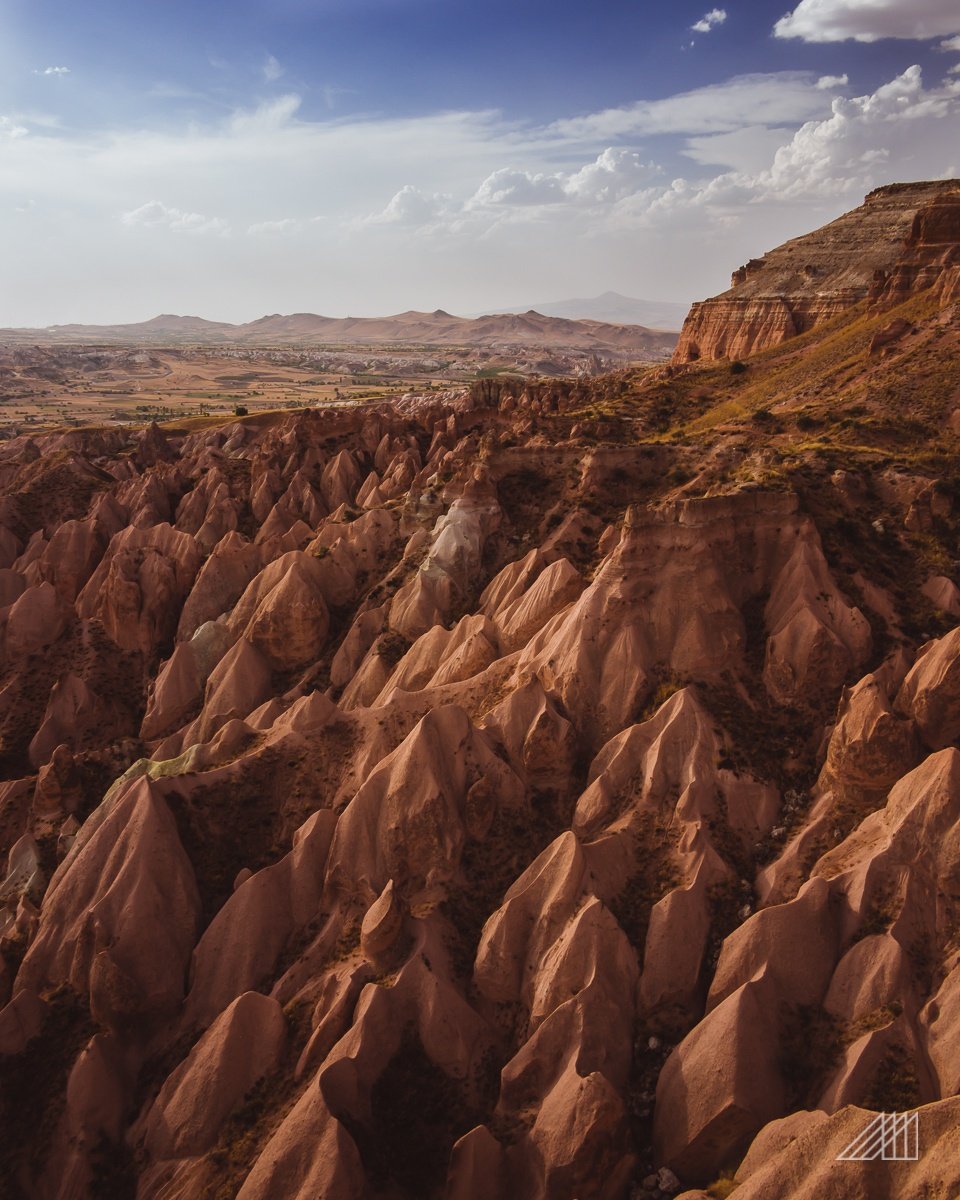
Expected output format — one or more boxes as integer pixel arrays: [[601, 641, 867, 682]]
[[0, 308, 678, 357], [475, 291, 690, 329], [48, 313, 238, 339]]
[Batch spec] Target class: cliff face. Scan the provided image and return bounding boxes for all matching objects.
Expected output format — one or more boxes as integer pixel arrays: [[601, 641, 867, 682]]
[[872, 188, 960, 305], [674, 180, 960, 363]]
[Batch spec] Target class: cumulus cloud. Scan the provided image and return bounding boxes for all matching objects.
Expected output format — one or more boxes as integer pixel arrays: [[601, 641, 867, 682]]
[[677, 66, 960, 207], [470, 168, 567, 207], [121, 200, 229, 235], [364, 185, 454, 226], [691, 8, 727, 34], [464, 150, 660, 214], [35, 66, 70, 77], [565, 149, 661, 201], [493, 64, 957, 247], [816, 73, 849, 89], [359, 149, 662, 234], [775, 0, 960, 43], [941, 35, 960, 51]]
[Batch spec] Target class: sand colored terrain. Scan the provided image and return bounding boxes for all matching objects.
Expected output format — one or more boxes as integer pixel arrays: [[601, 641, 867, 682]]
[[0, 345, 444, 435], [0, 325, 674, 438], [0, 186, 959, 1199]]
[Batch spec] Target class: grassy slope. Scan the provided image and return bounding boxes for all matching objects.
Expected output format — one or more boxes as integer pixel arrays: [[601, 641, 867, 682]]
[[581, 288, 958, 469], [553, 285, 960, 653]]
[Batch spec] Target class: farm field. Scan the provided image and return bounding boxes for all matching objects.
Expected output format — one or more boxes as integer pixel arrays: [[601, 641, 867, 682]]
[[0, 339, 669, 436], [0, 345, 454, 435]]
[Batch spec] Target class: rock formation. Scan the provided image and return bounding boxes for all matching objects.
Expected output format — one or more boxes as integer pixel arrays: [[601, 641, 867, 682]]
[[0, 184, 959, 1199], [674, 180, 960, 362]]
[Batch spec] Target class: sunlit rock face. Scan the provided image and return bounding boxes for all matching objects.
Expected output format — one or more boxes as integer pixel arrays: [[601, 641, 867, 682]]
[[674, 181, 960, 363]]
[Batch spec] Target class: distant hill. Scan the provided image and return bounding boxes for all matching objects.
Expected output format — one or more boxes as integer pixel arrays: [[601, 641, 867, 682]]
[[475, 291, 690, 329], [0, 308, 678, 357]]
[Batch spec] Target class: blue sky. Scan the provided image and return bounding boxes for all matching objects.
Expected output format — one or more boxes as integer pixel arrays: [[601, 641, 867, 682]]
[[1, 0, 959, 324]]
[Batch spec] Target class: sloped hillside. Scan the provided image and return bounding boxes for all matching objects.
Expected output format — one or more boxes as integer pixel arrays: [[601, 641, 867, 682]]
[[0, 193, 959, 1200]]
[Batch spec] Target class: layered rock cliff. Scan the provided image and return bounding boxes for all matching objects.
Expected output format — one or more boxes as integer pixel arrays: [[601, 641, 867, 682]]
[[674, 179, 960, 363], [1, 194, 960, 1200]]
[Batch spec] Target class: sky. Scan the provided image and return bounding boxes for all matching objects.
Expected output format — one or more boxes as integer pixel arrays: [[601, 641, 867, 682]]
[[0, 0, 959, 325]]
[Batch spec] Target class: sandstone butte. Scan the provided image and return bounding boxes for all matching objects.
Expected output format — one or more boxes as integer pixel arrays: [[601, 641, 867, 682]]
[[0, 180, 959, 1200], [673, 179, 960, 364]]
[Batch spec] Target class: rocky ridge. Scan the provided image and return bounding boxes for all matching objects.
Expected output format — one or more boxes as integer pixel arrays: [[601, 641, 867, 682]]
[[674, 180, 960, 363], [0, 192, 959, 1199]]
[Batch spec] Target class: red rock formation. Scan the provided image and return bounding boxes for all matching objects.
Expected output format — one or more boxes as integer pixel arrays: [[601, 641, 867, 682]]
[[76, 523, 202, 658], [17, 776, 200, 1028], [142, 991, 287, 1159], [654, 971, 787, 1181], [0, 190, 959, 1200], [674, 180, 960, 362], [725, 1096, 960, 1198]]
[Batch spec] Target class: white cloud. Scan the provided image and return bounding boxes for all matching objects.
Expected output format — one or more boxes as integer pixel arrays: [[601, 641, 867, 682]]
[[470, 167, 567, 207], [230, 93, 302, 132], [775, 0, 960, 43], [262, 54, 284, 82], [550, 73, 832, 140], [941, 35, 960, 51], [121, 200, 229, 235], [571, 148, 662, 200], [565, 148, 661, 201], [683, 125, 798, 171], [0, 116, 28, 138], [816, 73, 849, 89], [678, 66, 960, 207], [0, 67, 958, 324], [462, 150, 660, 215], [363, 185, 454, 227], [691, 8, 727, 34], [35, 66, 70, 77]]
